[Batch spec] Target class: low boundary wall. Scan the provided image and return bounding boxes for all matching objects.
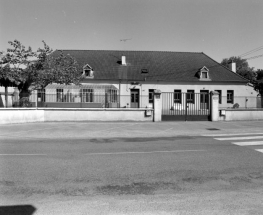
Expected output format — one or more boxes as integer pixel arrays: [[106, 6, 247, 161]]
[[218, 109, 263, 121], [0, 108, 153, 124], [0, 109, 45, 124]]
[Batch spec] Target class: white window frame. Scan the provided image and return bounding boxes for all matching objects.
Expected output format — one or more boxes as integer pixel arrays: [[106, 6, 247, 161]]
[[83, 64, 94, 78], [199, 66, 211, 81]]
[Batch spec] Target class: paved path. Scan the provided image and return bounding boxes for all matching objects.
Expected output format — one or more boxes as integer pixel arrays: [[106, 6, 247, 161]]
[[1, 120, 263, 139]]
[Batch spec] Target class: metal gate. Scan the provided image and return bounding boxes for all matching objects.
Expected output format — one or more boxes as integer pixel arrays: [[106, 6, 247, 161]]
[[162, 92, 211, 121]]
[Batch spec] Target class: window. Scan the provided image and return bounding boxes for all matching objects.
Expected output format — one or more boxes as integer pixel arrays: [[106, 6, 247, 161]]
[[174, 90, 182, 103], [84, 69, 93, 77], [227, 90, 234, 104], [187, 90, 195, 103], [201, 71, 208, 79], [149, 89, 154, 103], [83, 64, 94, 78], [37, 89, 45, 102], [82, 89, 93, 102], [198, 66, 210, 80], [215, 90, 222, 104], [107, 89, 118, 103], [56, 89, 64, 102]]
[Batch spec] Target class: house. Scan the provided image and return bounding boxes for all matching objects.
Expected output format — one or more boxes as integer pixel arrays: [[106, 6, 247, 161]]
[[40, 50, 257, 109], [2, 50, 259, 111]]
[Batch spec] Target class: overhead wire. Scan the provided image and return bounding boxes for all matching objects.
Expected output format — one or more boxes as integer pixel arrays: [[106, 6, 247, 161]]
[[238, 45, 263, 58], [245, 54, 263, 61]]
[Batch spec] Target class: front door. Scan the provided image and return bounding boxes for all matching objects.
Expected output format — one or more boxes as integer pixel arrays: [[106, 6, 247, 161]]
[[200, 90, 209, 109], [131, 89, 139, 108]]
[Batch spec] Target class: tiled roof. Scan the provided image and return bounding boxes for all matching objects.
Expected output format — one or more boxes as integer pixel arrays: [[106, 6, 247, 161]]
[[51, 50, 248, 83]]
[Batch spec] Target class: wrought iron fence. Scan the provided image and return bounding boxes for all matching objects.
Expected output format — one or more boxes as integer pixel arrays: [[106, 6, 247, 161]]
[[162, 92, 211, 116], [8, 92, 151, 109], [3, 91, 261, 109]]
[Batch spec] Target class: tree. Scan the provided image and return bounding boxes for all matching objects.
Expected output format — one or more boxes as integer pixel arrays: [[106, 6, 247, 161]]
[[221, 56, 263, 97], [0, 40, 83, 106], [221, 56, 257, 81], [256, 69, 263, 81], [254, 81, 263, 95], [253, 69, 263, 97], [0, 51, 19, 107]]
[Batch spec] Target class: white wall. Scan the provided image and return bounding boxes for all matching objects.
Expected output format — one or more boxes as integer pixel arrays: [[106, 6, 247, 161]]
[[118, 82, 256, 96], [118, 82, 258, 108], [0, 108, 153, 124], [0, 109, 45, 124], [44, 109, 152, 122], [26, 81, 259, 109], [219, 109, 263, 121]]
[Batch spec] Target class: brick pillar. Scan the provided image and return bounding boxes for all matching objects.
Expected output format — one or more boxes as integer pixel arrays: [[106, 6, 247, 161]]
[[153, 89, 162, 122], [210, 91, 219, 121]]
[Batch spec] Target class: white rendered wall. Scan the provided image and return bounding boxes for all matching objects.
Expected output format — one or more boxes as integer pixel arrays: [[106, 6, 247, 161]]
[[0, 108, 153, 124]]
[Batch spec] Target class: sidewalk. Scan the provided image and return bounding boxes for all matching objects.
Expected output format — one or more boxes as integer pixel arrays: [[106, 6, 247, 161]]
[[151, 120, 263, 136], [124, 121, 263, 136], [1, 120, 262, 139]]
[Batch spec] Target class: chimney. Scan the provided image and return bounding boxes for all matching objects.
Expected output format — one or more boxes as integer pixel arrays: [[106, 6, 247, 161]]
[[228, 60, 236, 73], [121, 56, 126, 65]]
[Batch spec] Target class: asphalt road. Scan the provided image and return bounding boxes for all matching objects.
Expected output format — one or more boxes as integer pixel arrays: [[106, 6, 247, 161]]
[[1, 121, 263, 214]]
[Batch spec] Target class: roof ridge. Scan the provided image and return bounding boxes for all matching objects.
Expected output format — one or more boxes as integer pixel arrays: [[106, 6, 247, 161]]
[[56, 49, 203, 54]]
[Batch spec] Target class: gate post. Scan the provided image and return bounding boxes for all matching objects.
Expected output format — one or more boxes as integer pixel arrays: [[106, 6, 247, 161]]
[[153, 89, 162, 122], [210, 91, 219, 121]]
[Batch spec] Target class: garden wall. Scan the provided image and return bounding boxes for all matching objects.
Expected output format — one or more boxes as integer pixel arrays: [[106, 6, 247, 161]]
[[218, 109, 263, 121], [0, 108, 153, 124]]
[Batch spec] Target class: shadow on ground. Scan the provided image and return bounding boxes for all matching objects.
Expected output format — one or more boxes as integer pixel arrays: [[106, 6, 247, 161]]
[[96, 182, 181, 195], [0, 205, 36, 215], [89, 136, 196, 144]]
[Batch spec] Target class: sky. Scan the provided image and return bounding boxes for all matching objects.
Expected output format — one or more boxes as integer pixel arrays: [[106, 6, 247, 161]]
[[0, 0, 262, 69]]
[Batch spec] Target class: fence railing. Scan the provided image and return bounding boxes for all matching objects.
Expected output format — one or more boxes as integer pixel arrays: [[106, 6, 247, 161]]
[[5, 92, 152, 109], [1, 92, 262, 109], [162, 92, 211, 116]]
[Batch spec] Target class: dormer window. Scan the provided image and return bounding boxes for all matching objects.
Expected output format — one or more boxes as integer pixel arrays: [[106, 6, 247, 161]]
[[84, 69, 93, 77], [198, 66, 211, 81], [201, 71, 208, 79], [83, 64, 94, 78]]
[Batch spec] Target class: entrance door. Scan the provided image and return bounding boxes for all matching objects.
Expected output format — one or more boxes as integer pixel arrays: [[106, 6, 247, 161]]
[[131, 89, 139, 108], [200, 90, 209, 109]]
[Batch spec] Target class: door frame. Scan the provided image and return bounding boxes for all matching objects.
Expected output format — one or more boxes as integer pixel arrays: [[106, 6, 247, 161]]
[[200, 90, 209, 109], [130, 89, 140, 108]]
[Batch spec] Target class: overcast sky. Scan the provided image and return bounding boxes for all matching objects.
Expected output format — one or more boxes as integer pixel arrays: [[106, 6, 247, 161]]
[[0, 0, 262, 69]]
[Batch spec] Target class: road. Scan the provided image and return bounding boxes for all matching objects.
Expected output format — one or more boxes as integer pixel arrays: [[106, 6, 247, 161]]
[[0, 121, 263, 214]]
